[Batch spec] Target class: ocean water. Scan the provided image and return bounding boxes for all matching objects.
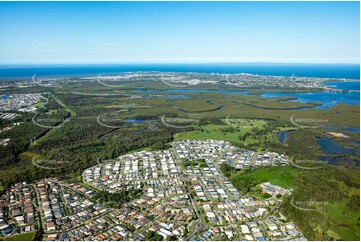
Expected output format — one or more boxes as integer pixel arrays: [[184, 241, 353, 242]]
[[0, 63, 360, 80], [324, 81, 360, 91]]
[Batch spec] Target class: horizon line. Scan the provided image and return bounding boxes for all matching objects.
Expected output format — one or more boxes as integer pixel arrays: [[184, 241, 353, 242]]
[[0, 61, 360, 66]]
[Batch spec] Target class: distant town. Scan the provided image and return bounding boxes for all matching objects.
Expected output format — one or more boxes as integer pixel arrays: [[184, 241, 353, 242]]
[[1, 72, 357, 92], [0, 93, 44, 112]]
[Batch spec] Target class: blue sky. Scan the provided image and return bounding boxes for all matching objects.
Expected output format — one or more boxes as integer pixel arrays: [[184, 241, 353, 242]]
[[0, 1, 359, 64]]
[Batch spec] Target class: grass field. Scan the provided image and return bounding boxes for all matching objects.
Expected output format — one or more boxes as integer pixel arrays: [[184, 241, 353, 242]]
[[174, 120, 267, 146], [32, 101, 46, 108], [328, 225, 359, 241], [0, 232, 35, 241], [326, 202, 360, 241], [240, 166, 297, 189], [174, 124, 249, 143]]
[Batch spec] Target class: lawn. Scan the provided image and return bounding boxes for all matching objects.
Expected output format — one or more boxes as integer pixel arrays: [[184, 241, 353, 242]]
[[2, 232, 35, 241]]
